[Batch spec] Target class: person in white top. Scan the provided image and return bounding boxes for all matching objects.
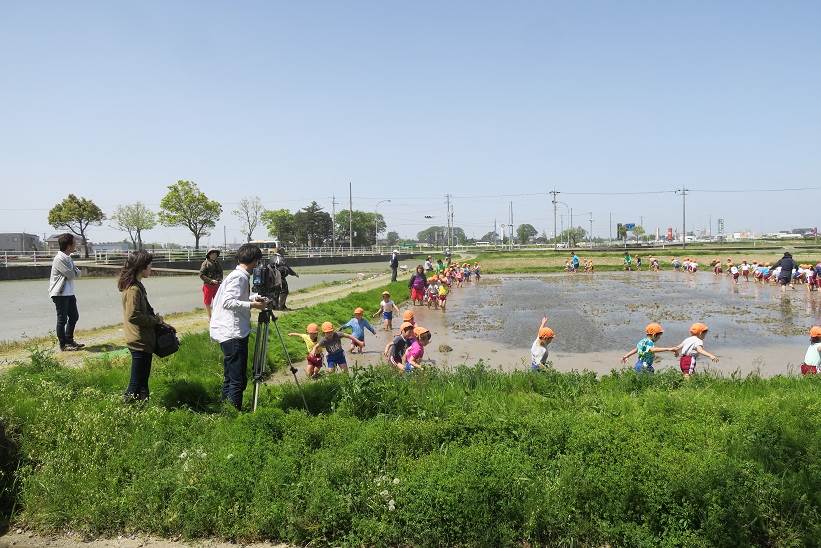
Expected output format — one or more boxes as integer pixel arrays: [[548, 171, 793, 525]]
[[530, 316, 555, 371], [48, 233, 84, 351], [801, 326, 821, 375], [209, 244, 267, 410], [673, 323, 719, 377]]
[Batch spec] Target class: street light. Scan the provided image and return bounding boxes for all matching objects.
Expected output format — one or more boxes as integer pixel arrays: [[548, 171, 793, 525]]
[[374, 200, 391, 250]]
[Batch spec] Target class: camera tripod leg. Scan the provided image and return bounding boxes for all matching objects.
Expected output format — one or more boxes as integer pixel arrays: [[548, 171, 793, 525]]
[[270, 315, 310, 413], [251, 314, 270, 412]]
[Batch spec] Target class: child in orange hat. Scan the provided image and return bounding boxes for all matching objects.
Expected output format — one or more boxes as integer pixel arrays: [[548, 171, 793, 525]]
[[403, 326, 431, 372], [673, 323, 719, 377], [374, 291, 401, 330], [309, 321, 363, 373], [402, 309, 417, 326], [385, 321, 416, 369], [288, 323, 323, 379], [530, 316, 555, 372], [621, 322, 679, 373], [800, 326, 821, 375], [339, 307, 376, 353], [425, 276, 440, 309]]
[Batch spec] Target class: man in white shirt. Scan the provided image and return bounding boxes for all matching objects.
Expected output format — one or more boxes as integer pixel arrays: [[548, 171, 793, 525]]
[[48, 233, 84, 351], [209, 244, 267, 410]]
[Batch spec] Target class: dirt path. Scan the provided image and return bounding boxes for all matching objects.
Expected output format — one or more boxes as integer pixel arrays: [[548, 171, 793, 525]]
[[0, 531, 288, 548], [0, 273, 396, 370]]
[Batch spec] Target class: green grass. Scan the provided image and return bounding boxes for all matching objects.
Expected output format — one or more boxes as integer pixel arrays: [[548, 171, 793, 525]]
[[0, 282, 820, 546]]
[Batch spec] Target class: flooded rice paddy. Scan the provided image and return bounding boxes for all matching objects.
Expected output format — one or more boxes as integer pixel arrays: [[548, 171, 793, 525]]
[[303, 272, 820, 379]]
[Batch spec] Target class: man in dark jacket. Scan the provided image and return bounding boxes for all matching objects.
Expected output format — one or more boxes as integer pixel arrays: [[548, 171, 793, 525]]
[[390, 249, 399, 282], [770, 252, 797, 292], [273, 248, 298, 310]]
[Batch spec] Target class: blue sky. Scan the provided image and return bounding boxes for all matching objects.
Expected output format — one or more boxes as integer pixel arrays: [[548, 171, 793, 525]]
[[2, 1, 820, 245]]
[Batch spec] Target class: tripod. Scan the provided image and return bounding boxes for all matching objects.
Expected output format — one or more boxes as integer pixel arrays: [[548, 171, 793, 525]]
[[251, 308, 309, 413]]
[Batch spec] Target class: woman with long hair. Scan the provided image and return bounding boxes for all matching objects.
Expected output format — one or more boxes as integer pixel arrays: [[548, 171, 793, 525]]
[[118, 250, 162, 401]]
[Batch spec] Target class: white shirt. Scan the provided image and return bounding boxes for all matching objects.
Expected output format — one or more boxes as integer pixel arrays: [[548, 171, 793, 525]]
[[804, 343, 821, 366], [680, 335, 704, 358], [531, 339, 548, 366], [380, 299, 396, 312], [49, 251, 81, 297], [730, 266, 739, 274], [741, 264, 750, 272], [209, 266, 256, 343]]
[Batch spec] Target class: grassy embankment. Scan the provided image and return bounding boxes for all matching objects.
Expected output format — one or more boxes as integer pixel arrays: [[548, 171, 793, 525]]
[[1, 280, 820, 546], [475, 247, 821, 274]]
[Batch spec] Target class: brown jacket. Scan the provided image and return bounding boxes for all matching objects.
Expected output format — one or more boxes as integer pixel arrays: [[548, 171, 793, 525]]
[[199, 258, 223, 285], [121, 282, 160, 353]]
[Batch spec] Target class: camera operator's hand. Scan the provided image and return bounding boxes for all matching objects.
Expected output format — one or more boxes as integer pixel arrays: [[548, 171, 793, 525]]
[[250, 299, 267, 310]]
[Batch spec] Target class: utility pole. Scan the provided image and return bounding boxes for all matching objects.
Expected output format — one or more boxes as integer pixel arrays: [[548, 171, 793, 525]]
[[331, 195, 338, 252], [223, 225, 227, 249], [550, 189, 559, 249], [570, 208, 573, 246], [609, 211, 612, 246], [494, 218, 497, 246], [509, 201, 514, 251], [445, 194, 451, 250], [676, 186, 688, 248], [348, 181, 353, 251], [588, 212, 593, 247]]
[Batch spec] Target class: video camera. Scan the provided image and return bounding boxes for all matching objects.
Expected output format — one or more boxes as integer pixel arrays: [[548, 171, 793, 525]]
[[252, 258, 281, 302]]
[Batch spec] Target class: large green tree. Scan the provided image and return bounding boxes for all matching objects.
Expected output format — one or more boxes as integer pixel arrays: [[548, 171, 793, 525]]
[[516, 224, 538, 244], [111, 202, 156, 250], [559, 226, 587, 247], [479, 231, 499, 243], [386, 231, 400, 246], [261, 208, 296, 244], [417, 225, 467, 245], [158, 180, 222, 251], [334, 210, 386, 247], [293, 202, 333, 247], [47, 194, 105, 258], [232, 196, 264, 243]]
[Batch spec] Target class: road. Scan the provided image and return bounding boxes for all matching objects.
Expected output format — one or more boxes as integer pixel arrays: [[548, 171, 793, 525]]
[[1, 261, 394, 341]]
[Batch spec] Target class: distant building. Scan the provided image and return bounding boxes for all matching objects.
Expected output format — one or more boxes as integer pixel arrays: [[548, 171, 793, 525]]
[[0, 233, 43, 252], [791, 227, 815, 236], [45, 234, 94, 254]]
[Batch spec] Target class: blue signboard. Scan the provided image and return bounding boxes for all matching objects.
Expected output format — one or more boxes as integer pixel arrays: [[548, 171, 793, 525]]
[[624, 223, 636, 230]]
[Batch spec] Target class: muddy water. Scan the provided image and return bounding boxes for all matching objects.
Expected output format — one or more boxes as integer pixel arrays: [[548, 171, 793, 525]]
[[285, 273, 820, 379]]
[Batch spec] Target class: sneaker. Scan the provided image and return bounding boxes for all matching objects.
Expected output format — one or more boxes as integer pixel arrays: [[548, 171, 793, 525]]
[[61, 343, 81, 352], [68, 340, 86, 349]]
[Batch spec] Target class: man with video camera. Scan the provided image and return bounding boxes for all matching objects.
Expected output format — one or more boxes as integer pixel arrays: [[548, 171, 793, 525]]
[[209, 243, 268, 410], [272, 247, 298, 310]]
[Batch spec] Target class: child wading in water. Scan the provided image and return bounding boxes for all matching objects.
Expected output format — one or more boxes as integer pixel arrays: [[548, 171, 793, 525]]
[[374, 291, 400, 330], [309, 322, 363, 374], [288, 323, 322, 379], [530, 316, 554, 371], [384, 321, 415, 368], [800, 326, 821, 375], [340, 307, 376, 353], [403, 326, 431, 372], [673, 323, 719, 377], [621, 322, 678, 373]]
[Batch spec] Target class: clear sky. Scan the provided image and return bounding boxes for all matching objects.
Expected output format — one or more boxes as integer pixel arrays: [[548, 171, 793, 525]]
[[2, 1, 820, 246]]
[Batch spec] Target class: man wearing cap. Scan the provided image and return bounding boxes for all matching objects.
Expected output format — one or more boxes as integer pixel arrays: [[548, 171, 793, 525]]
[[273, 247, 298, 310], [390, 249, 400, 282], [200, 248, 224, 319]]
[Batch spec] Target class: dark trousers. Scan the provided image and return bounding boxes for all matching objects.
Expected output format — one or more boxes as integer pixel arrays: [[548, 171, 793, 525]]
[[277, 279, 290, 309], [391, 267, 398, 282], [51, 295, 79, 346], [125, 349, 153, 399], [220, 336, 249, 409]]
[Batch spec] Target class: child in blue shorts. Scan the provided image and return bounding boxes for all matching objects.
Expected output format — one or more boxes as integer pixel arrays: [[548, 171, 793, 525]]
[[310, 321, 363, 373], [374, 290, 400, 330], [621, 322, 678, 373]]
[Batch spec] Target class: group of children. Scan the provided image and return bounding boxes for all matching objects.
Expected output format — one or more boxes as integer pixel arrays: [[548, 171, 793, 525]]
[[288, 289, 434, 378], [564, 254, 595, 273], [671, 256, 821, 291], [412, 259, 482, 312], [532, 317, 819, 377]]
